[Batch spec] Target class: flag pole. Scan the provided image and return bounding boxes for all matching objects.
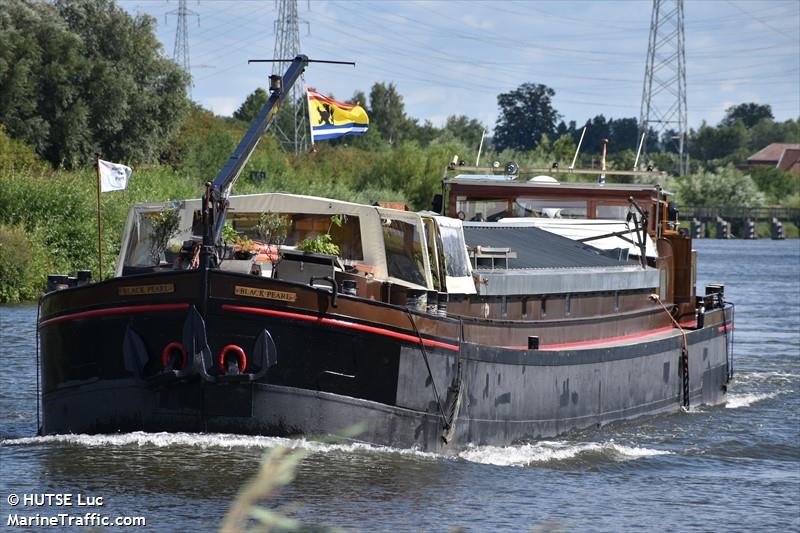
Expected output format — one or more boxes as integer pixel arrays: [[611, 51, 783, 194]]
[[306, 88, 318, 152], [95, 154, 103, 280], [475, 128, 486, 166]]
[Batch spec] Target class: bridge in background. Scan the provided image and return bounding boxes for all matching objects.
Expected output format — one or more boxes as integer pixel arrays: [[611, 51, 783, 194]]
[[680, 206, 800, 239]]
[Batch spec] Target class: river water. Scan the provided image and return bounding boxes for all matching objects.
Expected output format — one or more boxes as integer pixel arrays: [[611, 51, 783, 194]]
[[1, 239, 798, 531]]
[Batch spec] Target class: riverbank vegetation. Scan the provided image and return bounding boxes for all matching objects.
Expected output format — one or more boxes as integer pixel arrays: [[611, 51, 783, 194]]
[[1, 0, 798, 302]]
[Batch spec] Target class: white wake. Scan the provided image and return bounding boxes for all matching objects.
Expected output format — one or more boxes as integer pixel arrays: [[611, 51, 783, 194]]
[[725, 391, 781, 409], [458, 440, 671, 467]]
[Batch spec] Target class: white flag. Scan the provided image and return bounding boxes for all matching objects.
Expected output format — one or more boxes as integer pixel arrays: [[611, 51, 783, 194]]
[[98, 159, 132, 192]]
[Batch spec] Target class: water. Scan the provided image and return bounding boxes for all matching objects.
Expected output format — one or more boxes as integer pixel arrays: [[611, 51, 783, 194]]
[[1, 240, 798, 531]]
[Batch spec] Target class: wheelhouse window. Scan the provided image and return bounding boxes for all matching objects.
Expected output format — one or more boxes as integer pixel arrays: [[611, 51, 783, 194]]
[[382, 218, 427, 286], [456, 197, 508, 222], [512, 198, 587, 219]]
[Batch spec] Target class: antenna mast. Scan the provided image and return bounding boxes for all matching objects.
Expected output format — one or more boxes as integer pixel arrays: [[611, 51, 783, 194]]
[[639, 0, 688, 175], [271, 0, 311, 154], [166, 0, 200, 97]]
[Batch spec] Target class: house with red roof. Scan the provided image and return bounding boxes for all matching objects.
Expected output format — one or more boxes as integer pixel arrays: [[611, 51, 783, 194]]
[[740, 143, 800, 174]]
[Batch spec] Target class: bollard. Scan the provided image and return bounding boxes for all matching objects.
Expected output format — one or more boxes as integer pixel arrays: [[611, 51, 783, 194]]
[[744, 219, 756, 240], [716, 216, 731, 239], [771, 218, 785, 240], [690, 218, 703, 239]]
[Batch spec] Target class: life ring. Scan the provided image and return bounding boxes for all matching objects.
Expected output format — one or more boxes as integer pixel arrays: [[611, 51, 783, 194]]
[[161, 341, 188, 370], [218, 344, 247, 374]]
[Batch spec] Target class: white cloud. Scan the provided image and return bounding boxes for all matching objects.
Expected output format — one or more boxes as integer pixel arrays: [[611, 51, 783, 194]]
[[461, 14, 495, 31]]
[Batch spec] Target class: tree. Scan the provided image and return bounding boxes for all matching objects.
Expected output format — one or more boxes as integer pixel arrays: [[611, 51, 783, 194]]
[[556, 120, 576, 140], [0, 0, 189, 168], [748, 117, 800, 151], [369, 82, 408, 144], [676, 165, 765, 207], [552, 134, 575, 164], [234, 88, 269, 123], [442, 115, 485, 149], [608, 118, 640, 152], [493, 83, 560, 152], [580, 115, 611, 154], [347, 91, 368, 108], [721, 103, 774, 128], [406, 119, 439, 147], [689, 122, 748, 162], [747, 167, 800, 206]]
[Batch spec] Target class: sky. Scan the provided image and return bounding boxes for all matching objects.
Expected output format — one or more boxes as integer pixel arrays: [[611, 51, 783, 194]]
[[118, 0, 800, 135]]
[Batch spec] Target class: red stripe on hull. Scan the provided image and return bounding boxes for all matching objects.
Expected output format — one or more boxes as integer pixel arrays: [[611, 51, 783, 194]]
[[717, 323, 733, 333], [222, 304, 461, 352], [503, 319, 706, 351], [503, 320, 703, 351], [39, 303, 191, 327]]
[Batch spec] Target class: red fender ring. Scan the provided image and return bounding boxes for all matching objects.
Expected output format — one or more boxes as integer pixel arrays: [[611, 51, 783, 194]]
[[218, 344, 247, 374], [161, 341, 188, 370]]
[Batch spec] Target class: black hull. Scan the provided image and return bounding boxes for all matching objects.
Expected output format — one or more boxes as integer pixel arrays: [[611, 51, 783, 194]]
[[39, 270, 732, 452]]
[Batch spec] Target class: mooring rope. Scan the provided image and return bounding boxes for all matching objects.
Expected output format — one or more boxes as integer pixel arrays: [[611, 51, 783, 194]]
[[406, 310, 449, 427], [651, 294, 690, 409], [719, 297, 735, 381], [36, 296, 42, 435]]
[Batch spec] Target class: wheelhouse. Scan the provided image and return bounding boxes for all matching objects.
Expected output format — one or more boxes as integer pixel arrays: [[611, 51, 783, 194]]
[[443, 174, 678, 239]]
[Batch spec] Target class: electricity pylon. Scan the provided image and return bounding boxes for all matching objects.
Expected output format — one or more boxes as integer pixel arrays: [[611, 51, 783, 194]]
[[271, 0, 310, 154], [166, 0, 199, 97], [639, 0, 688, 175]]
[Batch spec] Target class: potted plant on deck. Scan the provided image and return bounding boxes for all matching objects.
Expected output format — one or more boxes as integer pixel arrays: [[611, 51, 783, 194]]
[[148, 208, 181, 266]]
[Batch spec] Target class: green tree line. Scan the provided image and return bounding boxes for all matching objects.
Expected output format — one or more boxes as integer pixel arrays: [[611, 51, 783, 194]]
[[0, 0, 798, 302]]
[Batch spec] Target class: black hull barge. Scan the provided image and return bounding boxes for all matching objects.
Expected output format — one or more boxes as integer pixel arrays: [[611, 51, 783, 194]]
[[37, 56, 733, 451], [39, 264, 732, 451]]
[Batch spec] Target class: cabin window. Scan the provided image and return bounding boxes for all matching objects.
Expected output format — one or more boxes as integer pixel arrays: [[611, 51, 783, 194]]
[[565, 294, 572, 316], [596, 205, 629, 220], [230, 212, 364, 262], [614, 291, 620, 311], [596, 204, 644, 222], [501, 296, 508, 317], [456, 197, 508, 222], [522, 297, 528, 318], [439, 224, 471, 277], [123, 211, 175, 268], [541, 297, 547, 317], [382, 219, 427, 286], [423, 218, 443, 291], [512, 198, 587, 219]]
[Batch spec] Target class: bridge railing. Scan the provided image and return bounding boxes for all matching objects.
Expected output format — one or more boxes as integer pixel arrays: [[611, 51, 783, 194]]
[[680, 206, 800, 222]]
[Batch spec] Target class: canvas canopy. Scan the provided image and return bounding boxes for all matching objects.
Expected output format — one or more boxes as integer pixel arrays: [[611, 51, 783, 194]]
[[496, 217, 658, 259], [117, 193, 457, 291]]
